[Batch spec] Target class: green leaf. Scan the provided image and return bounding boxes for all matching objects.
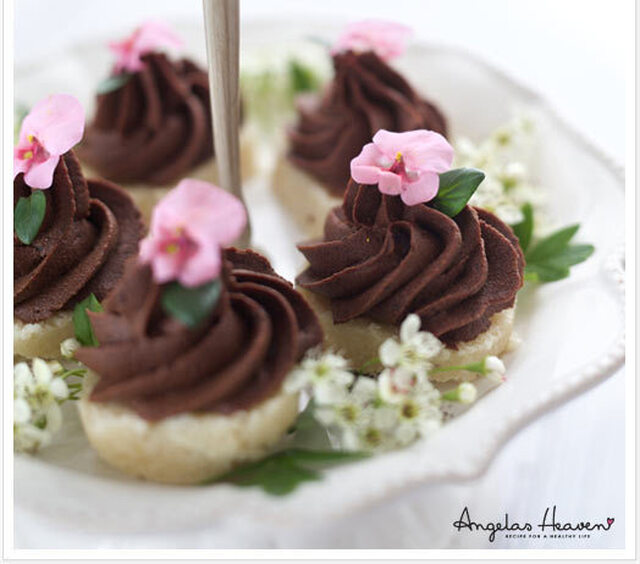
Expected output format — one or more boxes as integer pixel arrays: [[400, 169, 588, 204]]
[[73, 294, 103, 346], [289, 59, 320, 94], [161, 279, 221, 328], [208, 448, 368, 496], [431, 168, 485, 218], [525, 224, 580, 263], [544, 244, 595, 268], [511, 202, 534, 253], [14, 190, 46, 245], [96, 73, 132, 95], [524, 263, 570, 283]]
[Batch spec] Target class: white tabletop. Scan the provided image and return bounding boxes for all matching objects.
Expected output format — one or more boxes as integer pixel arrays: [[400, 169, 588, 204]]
[[13, 0, 628, 550]]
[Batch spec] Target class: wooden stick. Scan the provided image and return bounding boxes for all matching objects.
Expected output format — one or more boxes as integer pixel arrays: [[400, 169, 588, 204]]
[[202, 0, 251, 247]]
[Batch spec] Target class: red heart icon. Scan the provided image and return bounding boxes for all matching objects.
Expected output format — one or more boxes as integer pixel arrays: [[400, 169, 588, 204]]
[[607, 518, 614, 526]]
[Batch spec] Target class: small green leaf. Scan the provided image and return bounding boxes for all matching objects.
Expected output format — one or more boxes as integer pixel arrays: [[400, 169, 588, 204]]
[[14, 190, 46, 245], [208, 448, 368, 495], [511, 202, 534, 253], [431, 168, 485, 218], [524, 263, 570, 283], [545, 244, 595, 268], [73, 294, 103, 346], [525, 224, 580, 263], [289, 59, 320, 94], [161, 279, 221, 328], [96, 73, 132, 95]]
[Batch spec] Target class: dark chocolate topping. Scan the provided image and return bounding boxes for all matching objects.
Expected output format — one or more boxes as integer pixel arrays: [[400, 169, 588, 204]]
[[76, 248, 324, 421], [78, 52, 213, 185], [14, 151, 144, 323], [288, 50, 448, 196], [297, 181, 524, 347]]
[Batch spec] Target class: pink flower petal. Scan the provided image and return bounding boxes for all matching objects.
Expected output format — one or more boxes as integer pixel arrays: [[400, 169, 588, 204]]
[[23, 155, 60, 189], [402, 131, 454, 172], [152, 179, 247, 246], [13, 148, 30, 178], [144, 179, 247, 286], [371, 129, 405, 160], [401, 171, 440, 206], [135, 20, 183, 52], [351, 142, 385, 184], [331, 20, 411, 61], [351, 164, 382, 185], [22, 94, 85, 156], [179, 241, 221, 287], [109, 20, 183, 74], [151, 251, 183, 285], [377, 170, 403, 196]]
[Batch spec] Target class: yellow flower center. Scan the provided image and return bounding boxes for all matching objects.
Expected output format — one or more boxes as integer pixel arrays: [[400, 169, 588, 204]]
[[395, 151, 403, 162], [165, 242, 179, 254], [22, 150, 33, 160]]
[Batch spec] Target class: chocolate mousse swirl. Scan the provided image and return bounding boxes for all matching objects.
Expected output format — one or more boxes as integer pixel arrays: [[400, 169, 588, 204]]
[[14, 151, 144, 323], [76, 249, 324, 421], [78, 52, 213, 185], [288, 51, 448, 195], [297, 181, 524, 347]]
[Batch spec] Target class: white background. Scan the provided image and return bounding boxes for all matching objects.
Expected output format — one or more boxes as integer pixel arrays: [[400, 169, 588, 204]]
[[13, 0, 631, 550]]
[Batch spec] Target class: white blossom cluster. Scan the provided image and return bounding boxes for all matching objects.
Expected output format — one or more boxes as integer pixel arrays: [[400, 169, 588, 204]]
[[454, 116, 548, 229], [14, 359, 69, 453], [14, 338, 84, 454], [286, 315, 506, 453]]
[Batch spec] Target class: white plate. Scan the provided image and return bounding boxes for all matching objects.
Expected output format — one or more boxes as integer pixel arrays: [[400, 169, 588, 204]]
[[14, 20, 625, 536]]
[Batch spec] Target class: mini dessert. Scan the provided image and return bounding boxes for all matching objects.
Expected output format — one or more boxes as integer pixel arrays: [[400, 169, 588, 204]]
[[14, 94, 143, 360], [77, 21, 253, 223], [274, 21, 448, 236], [75, 180, 323, 484], [296, 130, 524, 380]]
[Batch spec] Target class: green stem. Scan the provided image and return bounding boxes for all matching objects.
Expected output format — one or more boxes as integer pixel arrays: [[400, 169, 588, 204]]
[[441, 389, 460, 402], [357, 356, 381, 374], [431, 358, 487, 375]]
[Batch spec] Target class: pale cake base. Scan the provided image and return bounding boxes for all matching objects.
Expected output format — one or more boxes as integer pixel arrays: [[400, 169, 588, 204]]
[[272, 158, 342, 238], [81, 134, 256, 225], [298, 288, 515, 382], [14, 312, 75, 360], [78, 371, 299, 485]]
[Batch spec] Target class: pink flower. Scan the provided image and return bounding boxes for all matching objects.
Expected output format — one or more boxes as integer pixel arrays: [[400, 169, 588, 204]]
[[109, 20, 183, 74], [331, 20, 412, 61], [14, 94, 85, 189], [139, 179, 247, 287], [350, 129, 454, 206]]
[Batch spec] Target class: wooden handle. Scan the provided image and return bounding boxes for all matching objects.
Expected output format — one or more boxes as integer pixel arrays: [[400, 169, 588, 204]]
[[202, 0, 251, 247]]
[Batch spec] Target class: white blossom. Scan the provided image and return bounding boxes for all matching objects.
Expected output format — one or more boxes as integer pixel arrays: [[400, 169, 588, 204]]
[[378, 366, 424, 404], [14, 398, 31, 425], [314, 377, 377, 428], [60, 337, 80, 359], [379, 314, 443, 377], [13, 358, 72, 454], [485, 356, 506, 384], [285, 349, 354, 404], [454, 115, 550, 230], [393, 386, 442, 446], [457, 382, 478, 404]]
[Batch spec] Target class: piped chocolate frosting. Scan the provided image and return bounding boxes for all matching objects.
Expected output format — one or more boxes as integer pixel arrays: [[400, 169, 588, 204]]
[[14, 151, 144, 323], [76, 249, 323, 421], [78, 52, 213, 185], [297, 181, 524, 347], [288, 50, 448, 196]]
